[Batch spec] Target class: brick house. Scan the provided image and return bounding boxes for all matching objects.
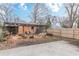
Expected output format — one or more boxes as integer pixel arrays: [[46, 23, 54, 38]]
[[4, 22, 47, 35]]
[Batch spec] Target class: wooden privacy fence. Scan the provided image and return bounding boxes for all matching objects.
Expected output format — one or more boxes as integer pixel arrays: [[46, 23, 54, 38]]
[[47, 28, 79, 39]]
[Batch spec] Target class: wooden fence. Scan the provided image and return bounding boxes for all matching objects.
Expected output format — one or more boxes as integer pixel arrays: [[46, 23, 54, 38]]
[[47, 28, 79, 39]]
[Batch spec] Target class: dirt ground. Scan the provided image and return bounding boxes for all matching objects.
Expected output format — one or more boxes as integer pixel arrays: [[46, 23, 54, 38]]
[[0, 40, 79, 56], [0, 35, 79, 50], [0, 34, 61, 50], [0, 35, 79, 56]]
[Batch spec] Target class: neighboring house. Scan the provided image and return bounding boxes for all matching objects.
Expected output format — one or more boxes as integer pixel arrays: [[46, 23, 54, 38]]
[[4, 22, 47, 35], [51, 22, 62, 29], [51, 16, 62, 29]]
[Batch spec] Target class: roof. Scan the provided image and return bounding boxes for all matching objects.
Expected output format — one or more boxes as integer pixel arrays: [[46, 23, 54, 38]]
[[4, 22, 47, 27]]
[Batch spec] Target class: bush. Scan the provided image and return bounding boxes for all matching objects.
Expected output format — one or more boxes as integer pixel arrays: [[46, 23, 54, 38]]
[[18, 33, 27, 39], [0, 32, 4, 42], [4, 31, 10, 37], [77, 19, 79, 28], [0, 20, 4, 42], [45, 20, 51, 29]]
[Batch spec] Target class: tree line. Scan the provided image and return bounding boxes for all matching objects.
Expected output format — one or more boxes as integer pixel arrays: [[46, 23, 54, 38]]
[[0, 3, 79, 28]]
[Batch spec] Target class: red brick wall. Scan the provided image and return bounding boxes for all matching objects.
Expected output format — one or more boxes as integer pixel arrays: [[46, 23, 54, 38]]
[[18, 25, 37, 34], [18, 26, 23, 34]]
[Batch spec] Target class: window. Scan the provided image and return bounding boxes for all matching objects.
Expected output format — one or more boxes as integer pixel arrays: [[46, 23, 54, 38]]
[[31, 26, 34, 29]]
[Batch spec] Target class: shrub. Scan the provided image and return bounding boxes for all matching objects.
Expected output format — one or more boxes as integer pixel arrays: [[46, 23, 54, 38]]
[[0, 32, 4, 42], [4, 31, 10, 37], [45, 20, 51, 29], [0, 20, 5, 42], [18, 33, 27, 39]]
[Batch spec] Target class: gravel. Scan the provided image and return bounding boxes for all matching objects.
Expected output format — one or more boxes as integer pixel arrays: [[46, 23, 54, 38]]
[[0, 41, 79, 56]]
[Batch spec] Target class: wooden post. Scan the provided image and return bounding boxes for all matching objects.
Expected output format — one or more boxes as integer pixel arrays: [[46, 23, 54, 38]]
[[73, 29, 74, 39], [23, 26, 24, 33], [60, 29, 61, 40]]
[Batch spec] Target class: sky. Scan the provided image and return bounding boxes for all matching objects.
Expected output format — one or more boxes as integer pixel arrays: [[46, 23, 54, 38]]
[[12, 3, 33, 22], [11, 3, 66, 22]]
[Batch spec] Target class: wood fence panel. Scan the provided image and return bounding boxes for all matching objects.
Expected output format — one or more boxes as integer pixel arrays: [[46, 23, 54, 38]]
[[53, 32, 61, 36], [61, 30, 73, 34], [74, 30, 79, 34], [61, 33, 73, 38], [74, 34, 79, 39], [47, 28, 79, 39]]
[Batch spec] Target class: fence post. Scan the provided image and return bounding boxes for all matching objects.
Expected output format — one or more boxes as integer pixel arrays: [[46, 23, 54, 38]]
[[73, 29, 74, 39], [60, 29, 62, 40]]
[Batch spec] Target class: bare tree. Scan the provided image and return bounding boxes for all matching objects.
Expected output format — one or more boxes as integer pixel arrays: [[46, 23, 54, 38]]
[[0, 3, 16, 22], [30, 3, 51, 25], [63, 3, 79, 28]]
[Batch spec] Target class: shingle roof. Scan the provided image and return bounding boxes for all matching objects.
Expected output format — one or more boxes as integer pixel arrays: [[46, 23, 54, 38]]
[[4, 22, 46, 27]]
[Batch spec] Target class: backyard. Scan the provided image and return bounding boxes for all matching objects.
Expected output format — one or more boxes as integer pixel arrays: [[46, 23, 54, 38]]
[[0, 34, 70, 49], [0, 29, 79, 56], [0, 40, 79, 56], [0, 34, 57, 50], [0, 3, 79, 56]]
